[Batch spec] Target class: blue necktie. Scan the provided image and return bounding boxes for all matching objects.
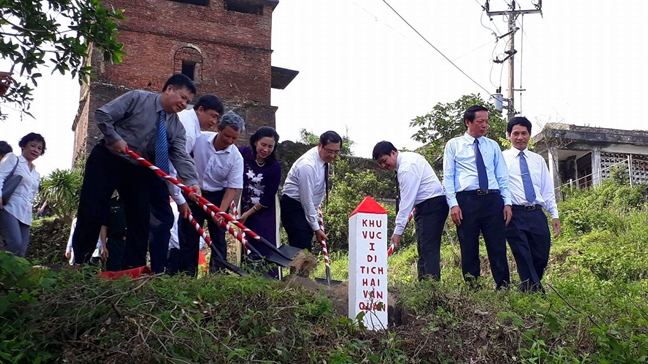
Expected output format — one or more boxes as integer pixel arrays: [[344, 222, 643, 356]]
[[519, 151, 536, 203], [155, 110, 169, 173], [474, 138, 488, 191]]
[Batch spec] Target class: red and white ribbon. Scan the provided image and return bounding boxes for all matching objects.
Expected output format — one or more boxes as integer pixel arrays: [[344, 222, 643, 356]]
[[317, 205, 331, 270], [230, 200, 247, 252], [125, 148, 269, 248]]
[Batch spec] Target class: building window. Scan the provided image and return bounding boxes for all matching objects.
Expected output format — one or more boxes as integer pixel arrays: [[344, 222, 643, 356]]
[[174, 47, 203, 82], [170, 0, 209, 5], [225, 0, 263, 15], [181, 61, 196, 80]]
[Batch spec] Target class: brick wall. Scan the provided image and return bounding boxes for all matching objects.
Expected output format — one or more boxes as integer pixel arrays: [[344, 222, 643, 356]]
[[73, 0, 277, 159]]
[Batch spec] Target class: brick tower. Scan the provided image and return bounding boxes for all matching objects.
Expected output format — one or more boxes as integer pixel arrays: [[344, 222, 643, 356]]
[[72, 0, 297, 160]]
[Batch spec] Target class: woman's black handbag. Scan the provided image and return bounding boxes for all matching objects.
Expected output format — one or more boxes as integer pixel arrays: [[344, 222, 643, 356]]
[[2, 157, 23, 205]]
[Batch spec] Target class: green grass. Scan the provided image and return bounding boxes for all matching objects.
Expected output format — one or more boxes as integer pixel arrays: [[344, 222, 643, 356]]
[[3, 182, 648, 363]]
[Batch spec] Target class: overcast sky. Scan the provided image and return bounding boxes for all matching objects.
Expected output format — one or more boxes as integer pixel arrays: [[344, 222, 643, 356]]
[[1, 0, 647, 176]]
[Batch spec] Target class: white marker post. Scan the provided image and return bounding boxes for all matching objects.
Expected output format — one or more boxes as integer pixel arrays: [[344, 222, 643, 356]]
[[348, 196, 388, 330]]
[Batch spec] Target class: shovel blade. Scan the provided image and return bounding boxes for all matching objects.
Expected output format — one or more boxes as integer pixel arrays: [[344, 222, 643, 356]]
[[213, 257, 248, 276], [251, 237, 303, 261], [262, 252, 292, 268], [277, 245, 304, 260], [314, 277, 343, 286], [210, 244, 247, 276]]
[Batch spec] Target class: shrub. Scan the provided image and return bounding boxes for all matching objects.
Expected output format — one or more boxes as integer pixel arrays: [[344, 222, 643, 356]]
[[26, 217, 70, 265]]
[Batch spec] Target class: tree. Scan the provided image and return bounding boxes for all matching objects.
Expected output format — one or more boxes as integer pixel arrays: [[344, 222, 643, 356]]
[[299, 128, 355, 156], [37, 168, 83, 226], [0, 0, 125, 116], [409, 94, 507, 167]]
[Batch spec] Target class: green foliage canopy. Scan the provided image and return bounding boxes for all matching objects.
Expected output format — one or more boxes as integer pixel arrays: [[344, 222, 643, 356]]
[[37, 168, 83, 226], [409, 94, 508, 166], [0, 0, 125, 115]]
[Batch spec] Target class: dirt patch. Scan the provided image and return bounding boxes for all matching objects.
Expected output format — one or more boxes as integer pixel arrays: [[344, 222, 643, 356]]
[[288, 252, 318, 276], [281, 275, 400, 325]]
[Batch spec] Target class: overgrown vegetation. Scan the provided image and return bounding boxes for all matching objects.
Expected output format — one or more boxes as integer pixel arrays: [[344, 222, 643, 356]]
[[6, 177, 647, 363], [37, 168, 84, 226], [409, 93, 509, 167]]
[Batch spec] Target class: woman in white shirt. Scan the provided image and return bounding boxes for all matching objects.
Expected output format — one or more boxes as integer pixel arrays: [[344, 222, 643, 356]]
[[0, 133, 46, 257]]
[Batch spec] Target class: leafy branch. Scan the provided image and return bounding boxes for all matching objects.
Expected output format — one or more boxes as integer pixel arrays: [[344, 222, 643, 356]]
[[0, 0, 126, 115]]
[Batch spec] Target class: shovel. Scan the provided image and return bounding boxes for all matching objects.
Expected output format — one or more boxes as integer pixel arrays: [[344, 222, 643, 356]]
[[125, 148, 300, 267], [185, 212, 247, 276], [228, 201, 303, 265], [215, 212, 293, 268], [314, 206, 343, 285]]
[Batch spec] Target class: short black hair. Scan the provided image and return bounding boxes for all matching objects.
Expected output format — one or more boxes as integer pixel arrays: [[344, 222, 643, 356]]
[[319, 131, 342, 147], [18, 132, 46, 155], [507, 116, 532, 134], [193, 94, 224, 115], [463, 105, 489, 123], [162, 74, 197, 95], [372, 141, 397, 160], [0, 141, 12, 156], [250, 126, 280, 164]]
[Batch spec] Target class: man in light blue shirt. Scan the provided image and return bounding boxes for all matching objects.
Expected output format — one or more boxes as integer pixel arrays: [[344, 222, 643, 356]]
[[443, 105, 511, 289], [503, 116, 560, 293]]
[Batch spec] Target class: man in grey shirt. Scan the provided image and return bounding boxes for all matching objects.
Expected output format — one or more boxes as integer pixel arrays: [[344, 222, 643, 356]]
[[72, 74, 201, 273]]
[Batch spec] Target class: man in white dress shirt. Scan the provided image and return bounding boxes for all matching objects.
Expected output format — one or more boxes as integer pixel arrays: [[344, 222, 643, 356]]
[[177, 112, 244, 276], [373, 141, 449, 281], [280, 131, 342, 251], [443, 105, 511, 289], [166, 94, 222, 274], [503, 116, 560, 292]]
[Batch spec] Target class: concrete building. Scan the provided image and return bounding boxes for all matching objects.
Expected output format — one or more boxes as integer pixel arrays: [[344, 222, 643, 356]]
[[534, 123, 648, 194], [72, 0, 298, 160]]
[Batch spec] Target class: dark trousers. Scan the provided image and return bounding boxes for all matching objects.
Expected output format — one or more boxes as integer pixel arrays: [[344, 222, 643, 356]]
[[167, 247, 184, 275], [105, 237, 125, 272], [414, 196, 450, 281], [280, 195, 314, 251], [144, 176, 173, 273], [72, 144, 151, 267], [505, 207, 551, 292], [179, 190, 225, 276], [456, 191, 510, 288]]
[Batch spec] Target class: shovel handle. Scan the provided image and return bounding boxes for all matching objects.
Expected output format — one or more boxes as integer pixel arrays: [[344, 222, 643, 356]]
[[185, 212, 219, 259], [317, 206, 332, 284], [230, 200, 246, 244], [316, 206, 331, 268]]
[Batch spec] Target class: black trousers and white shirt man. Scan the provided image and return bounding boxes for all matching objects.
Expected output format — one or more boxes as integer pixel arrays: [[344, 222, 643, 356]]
[[280, 131, 342, 251], [373, 141, 449, 280], [503, 116, 560, 292], [176, 112, 244, 276]]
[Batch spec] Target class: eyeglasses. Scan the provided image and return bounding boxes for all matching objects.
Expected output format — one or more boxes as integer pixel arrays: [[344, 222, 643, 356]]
[[323, 147, 341, 156]]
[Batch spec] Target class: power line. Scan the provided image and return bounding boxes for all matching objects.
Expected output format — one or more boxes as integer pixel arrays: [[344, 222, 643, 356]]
[[350, 1, 427, 52], [381, 0, 493, 97], [452, 39, 497, 62], [518, 14, 524, 113]]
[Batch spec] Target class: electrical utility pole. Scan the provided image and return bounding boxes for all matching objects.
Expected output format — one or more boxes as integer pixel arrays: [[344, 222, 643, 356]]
[[487, 0, 542, 120]]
